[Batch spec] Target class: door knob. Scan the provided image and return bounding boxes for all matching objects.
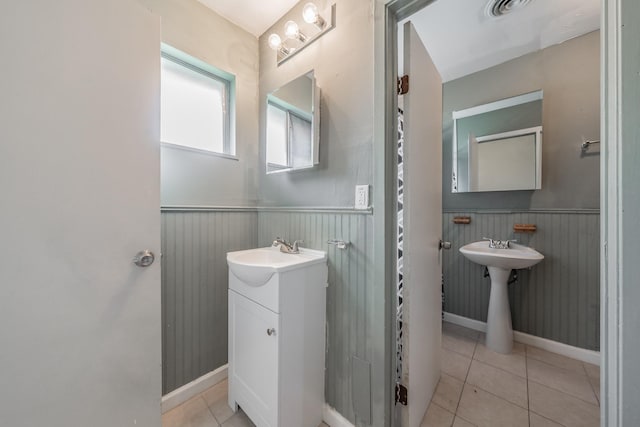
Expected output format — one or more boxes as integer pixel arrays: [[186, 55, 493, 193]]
[[439, 240, 452, 250], [133, 250, 155, 267]]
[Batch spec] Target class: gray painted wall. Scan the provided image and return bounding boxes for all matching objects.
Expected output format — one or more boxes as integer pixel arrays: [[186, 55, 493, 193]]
[[443, 211, 600, 350], [258, 0, 375, 207], [443, 31, 601, 211], [257, 210, 374, 425], [140, 0, 260, 207], [161, 210, 257, 393], [257, 2, 385, 425]]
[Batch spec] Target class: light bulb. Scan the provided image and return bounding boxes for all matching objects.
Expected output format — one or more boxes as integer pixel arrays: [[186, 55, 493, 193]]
[[302, 3, 319, 24], [284, 20, 299, 39], [268, 33, 282, 50]]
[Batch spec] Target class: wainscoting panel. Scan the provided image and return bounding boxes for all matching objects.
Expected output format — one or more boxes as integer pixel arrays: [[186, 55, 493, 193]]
[[161, 210, 258, 394], [443, 211, 600, 351], [257, 210, 374, 423]]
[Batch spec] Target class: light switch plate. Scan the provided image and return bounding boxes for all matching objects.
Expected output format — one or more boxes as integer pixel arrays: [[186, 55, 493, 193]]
[[355, 185, 369, 210]]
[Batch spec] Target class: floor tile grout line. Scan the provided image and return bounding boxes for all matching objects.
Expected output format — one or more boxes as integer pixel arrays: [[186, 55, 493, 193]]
[[526, 377, 600, 407], [442, 344, 476, 360], [529, 409, 571, 427], [461, 377, 531, 412], [471, 349, 528, 379], [430, 401, 456, 419], [470, 353, 527, 379], [581, 361, 601, 406], [450, 335, 476, 417], [526, 349, 589, 376], [205, 394, 223, 426], [454, 413, 478, 427], [442, 332, 479, 357]]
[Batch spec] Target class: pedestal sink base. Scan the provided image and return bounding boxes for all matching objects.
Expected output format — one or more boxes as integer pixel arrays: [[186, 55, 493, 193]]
[[485, 267, 514, 354], [459, 241, 544, 354]]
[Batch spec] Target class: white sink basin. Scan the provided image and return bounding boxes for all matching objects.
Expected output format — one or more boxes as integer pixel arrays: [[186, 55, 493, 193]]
[[227, 246, 326, 287], [459, 241, 544, 270]]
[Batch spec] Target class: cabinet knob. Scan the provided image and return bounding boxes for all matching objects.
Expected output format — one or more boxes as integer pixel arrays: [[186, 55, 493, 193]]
[[266, 328, 276, 336]]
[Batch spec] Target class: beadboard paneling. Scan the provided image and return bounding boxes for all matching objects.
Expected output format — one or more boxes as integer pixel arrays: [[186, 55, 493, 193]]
[[257, 211, 374, 424], [443, 211, 600, 351], [161, 210, 258, 394]]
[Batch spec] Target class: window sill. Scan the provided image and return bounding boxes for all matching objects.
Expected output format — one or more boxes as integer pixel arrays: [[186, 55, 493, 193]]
[[161, 142, 239, 161]]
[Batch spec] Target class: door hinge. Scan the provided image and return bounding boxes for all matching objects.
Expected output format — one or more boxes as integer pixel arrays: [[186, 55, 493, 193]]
[[397, 75, 409, 95], [395, 383, 408, 405]]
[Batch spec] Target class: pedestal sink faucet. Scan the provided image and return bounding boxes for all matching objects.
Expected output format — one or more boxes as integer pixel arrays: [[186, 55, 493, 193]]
[[483, 237, 517, 249]]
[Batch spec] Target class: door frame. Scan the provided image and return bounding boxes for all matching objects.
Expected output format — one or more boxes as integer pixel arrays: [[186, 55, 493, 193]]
[[374, 0, 620, 426], [372, 2, 438, 425]]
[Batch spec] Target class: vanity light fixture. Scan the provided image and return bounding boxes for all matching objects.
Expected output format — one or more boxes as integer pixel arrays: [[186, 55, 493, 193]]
[[284, 20, 307, 43], [302, 2, 325, 29], [268, 33, 290, 55], [268, 2, 336, 65]]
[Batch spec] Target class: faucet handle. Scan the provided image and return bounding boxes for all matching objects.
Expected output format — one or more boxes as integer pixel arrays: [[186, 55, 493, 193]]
[[292, 240, 304, 251]]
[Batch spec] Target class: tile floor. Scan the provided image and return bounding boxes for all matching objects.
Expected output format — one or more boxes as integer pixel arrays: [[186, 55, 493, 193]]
[[161, 378, 330, 427], [163, 322, 600, 427], [422, 322, 600, 427]]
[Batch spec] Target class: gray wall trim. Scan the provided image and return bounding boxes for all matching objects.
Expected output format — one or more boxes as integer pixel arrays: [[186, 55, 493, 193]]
[[162, 206, 373, 215], [257, 206, 373, 215], [443, 208, 600, 215], [162, 206, 257, 212]]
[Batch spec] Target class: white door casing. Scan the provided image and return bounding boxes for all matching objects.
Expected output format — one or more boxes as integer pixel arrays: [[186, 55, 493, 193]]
[[401, 21, 444, 427], [0, 1, 161, 426]]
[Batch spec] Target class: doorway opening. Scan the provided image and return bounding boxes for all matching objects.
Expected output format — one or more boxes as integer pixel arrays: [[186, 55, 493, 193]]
[[382, 1, 604, 426]]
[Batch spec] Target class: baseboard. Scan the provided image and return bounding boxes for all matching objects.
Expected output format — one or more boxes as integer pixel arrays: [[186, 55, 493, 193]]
[[443, 312, 601, 366], [161, 364, 228, 413], [443, 312, 488, 333], [323, 404, 355, 427]]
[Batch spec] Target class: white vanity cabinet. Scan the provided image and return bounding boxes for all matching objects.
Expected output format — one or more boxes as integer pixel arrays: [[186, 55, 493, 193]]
[[227, 247, 328, 427]]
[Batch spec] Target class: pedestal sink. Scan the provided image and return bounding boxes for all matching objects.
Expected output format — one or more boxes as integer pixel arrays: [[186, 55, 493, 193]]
[[459, 241, 544, 353]]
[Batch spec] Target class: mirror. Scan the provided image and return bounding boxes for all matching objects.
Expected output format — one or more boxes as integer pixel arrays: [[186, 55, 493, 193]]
[[452, 91, 543, 193], [266, 70, 320, 174]]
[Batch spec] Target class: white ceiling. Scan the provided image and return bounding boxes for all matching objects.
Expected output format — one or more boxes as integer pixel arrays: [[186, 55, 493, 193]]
[[198, 0, 600, 80], [400, 0, 600, 82], [197, 0, 300, 37]]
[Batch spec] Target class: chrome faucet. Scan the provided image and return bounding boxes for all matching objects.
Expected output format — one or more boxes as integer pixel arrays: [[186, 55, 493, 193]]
[[272, 237, 304, 254], [483, 237, 516, 249]]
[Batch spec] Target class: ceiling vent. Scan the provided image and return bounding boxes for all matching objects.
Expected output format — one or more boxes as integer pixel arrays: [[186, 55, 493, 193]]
[[485, 0, 533, 18]]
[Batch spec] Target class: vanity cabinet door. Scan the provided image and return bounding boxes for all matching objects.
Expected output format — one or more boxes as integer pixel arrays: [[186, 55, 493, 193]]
[[229, 290, 279, 426]]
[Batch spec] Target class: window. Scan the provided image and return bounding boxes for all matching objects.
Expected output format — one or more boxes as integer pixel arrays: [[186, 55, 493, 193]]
[[160, 46, 234, 156]]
